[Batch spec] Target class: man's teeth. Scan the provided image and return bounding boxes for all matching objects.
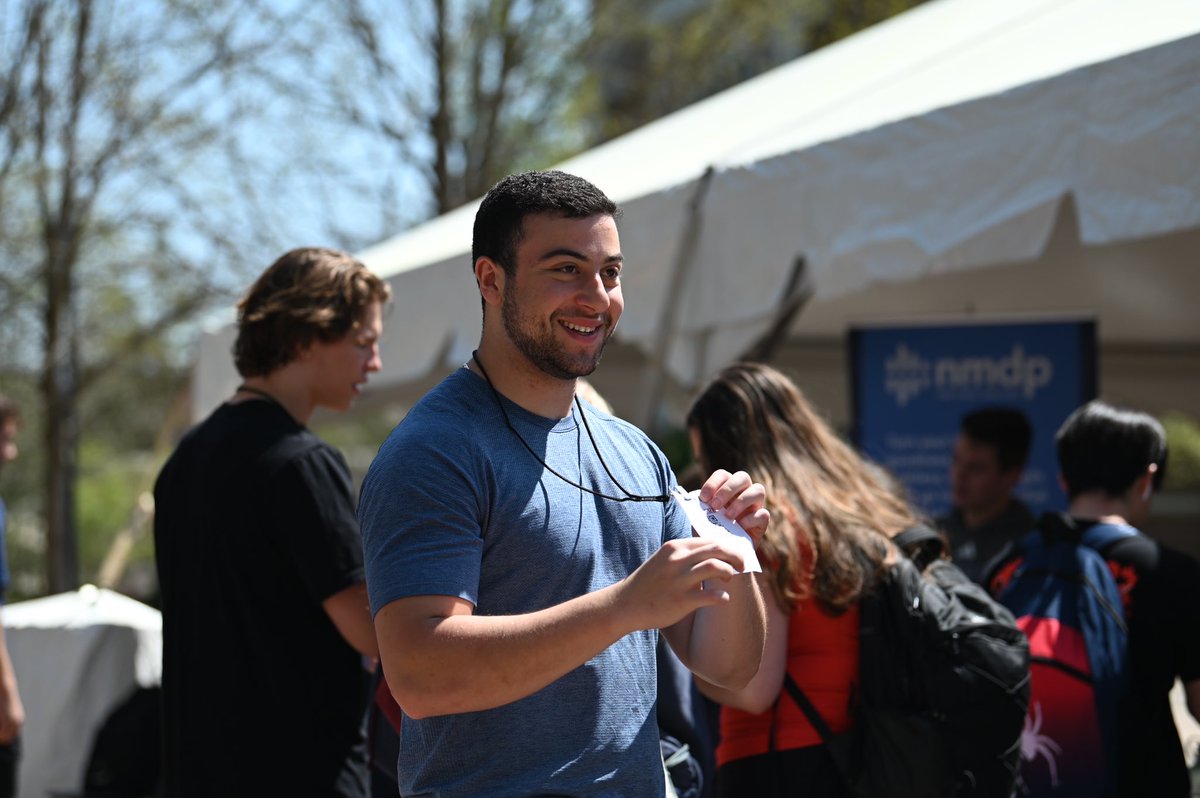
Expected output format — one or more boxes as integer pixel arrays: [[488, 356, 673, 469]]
[[562, 321, 598, 333]]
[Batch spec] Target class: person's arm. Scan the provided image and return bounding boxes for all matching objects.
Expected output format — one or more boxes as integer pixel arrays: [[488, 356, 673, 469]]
[[376, 534, 751, 719], [278, 446, 377, 658], [663, 470, 769, 690], [1185, 679, 1200, 724], [0, 621, 24, 744], [323, 581, 379, 659], [693, 581, 788, 714]]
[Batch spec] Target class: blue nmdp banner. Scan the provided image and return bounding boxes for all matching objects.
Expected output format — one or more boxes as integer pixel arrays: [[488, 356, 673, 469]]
[[848, 319, 1096, 518]]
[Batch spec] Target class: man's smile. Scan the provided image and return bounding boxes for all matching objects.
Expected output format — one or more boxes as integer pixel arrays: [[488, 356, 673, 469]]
[[560, 319, 603, 336]]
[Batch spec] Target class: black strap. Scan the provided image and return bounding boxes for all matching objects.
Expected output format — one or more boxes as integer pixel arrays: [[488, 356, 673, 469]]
[[781, 673, 855, 789], [782, 674, 837, 746], [893, 524, 946, 570]]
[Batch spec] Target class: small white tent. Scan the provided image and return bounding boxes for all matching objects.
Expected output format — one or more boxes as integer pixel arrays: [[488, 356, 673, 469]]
[[191, 0, 1200, 428], [4, 586, 161, 798]]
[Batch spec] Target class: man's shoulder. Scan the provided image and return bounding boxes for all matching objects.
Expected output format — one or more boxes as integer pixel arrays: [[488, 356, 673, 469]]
[[1105, 528, 1200, 582], [387, 369, 491, 443], [578, 398, 649, 439], [579, 401, 677, 486], [366, 369, 497, 481], [577, 398, 667, 458], [991, 515, 1183, 576], [159, 401, 327, 486]]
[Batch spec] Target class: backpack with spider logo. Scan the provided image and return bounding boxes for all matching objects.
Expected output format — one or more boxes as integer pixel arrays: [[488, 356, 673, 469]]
[[989, 512, 1137, 798]]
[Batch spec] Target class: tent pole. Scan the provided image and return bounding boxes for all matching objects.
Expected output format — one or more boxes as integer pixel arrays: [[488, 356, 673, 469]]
[[637, 167, 715, 437], [738, 255, 813, 363]]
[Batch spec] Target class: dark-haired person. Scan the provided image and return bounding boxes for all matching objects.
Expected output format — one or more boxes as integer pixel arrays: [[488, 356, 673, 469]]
[[358, 171, 768, 797], [937, 406, 1034, 583], [0, 398, 23, 798], [987, 400, 1200, 797], [154, 248, 390, 797]]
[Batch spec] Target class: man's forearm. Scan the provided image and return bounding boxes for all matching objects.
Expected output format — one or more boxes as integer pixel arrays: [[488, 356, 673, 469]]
[[680, 572, 767, 688], [378, 535, 755, 718], [377, 584, 631, 719]]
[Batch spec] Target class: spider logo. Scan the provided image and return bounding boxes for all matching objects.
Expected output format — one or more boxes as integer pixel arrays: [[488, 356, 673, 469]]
[[1021, 701, 1063, 787]]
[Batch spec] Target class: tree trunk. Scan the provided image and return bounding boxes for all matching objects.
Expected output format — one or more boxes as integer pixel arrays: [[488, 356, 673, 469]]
[[431, 0, 452, 214], [40, 246, 80, 593]]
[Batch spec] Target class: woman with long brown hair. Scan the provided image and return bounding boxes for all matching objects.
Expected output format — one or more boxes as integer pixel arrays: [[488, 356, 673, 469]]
[[686, 362, 920, 796]]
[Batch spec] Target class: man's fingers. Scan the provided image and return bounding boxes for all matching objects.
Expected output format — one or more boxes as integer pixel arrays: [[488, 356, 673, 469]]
[[720, 481, 766, 522], [697, 468, 733, 506], [672, 537, 746, 570], [691, 556, 742, 582], [699, 469, 765, 519], [743, 509, 771, 543]]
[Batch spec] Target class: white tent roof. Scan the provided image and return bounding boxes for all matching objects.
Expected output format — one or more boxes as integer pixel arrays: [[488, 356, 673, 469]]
[[192, 0, 1200, 421]]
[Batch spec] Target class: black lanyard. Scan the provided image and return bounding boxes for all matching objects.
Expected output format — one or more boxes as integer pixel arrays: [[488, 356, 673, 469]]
[[471, 352, 670, 504]]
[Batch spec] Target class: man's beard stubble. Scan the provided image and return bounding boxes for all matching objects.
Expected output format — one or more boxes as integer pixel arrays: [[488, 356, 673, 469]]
[[500, 289, 611, 381]]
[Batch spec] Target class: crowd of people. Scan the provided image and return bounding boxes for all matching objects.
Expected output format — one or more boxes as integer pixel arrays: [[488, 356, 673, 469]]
[[3, 169, 1189, 797]]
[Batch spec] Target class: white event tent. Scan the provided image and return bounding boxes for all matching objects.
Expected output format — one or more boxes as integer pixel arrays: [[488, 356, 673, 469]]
[[191, 0, 1200, 429], [4, 586, 161, 798]]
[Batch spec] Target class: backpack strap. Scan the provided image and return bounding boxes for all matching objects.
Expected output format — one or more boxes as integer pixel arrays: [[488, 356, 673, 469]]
[[1036, 512, 1140, 554], [781, 674, 854, 786], [782, 674, 838, 746], [1080, 522, 1139, 553], [892, 525, 946, 571]]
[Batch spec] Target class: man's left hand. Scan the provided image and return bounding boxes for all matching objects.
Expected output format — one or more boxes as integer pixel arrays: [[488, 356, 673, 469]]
[[697, 469, 769, 543]]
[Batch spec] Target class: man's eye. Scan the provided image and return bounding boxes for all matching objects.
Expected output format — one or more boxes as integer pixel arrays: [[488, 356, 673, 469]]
[[603, 268, 621, 281]]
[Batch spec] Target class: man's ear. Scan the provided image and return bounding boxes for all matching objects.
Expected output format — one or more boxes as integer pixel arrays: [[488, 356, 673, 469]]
[[1139, 464, 1158, 502], [475, 257, 505, 308], [292, 341, 313, 362]]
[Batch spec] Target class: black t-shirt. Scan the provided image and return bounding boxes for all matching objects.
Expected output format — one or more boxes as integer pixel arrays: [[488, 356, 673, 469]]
[[988, 514, 1200, 798], [154, 400, 369, 798]]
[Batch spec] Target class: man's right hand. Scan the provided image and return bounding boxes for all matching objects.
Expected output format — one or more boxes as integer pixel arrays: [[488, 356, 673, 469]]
[[613, 536, 749, 634]]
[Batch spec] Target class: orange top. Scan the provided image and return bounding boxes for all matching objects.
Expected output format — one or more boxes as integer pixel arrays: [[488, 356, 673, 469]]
[[716, 597, 859, 766]]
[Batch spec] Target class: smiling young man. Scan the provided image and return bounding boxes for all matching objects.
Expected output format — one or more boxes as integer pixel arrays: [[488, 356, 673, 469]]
[[359, 171, 768, 797], [153, 248, 390, 798]]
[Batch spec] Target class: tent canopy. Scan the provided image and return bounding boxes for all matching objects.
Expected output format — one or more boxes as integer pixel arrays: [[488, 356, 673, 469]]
[[191, 0, 1200, 423], [5, 586, 161, 798]]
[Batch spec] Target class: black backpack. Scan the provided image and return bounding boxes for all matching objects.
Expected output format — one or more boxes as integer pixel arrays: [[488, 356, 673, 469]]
[[785, 525, 1031, 797]]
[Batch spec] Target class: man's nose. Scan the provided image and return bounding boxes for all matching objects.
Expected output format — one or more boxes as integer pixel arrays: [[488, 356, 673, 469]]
[[575, 271, 610, 312]]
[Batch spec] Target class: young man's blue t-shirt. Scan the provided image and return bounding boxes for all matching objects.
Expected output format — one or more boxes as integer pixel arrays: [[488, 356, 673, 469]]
[[359, 367, 692, 798]]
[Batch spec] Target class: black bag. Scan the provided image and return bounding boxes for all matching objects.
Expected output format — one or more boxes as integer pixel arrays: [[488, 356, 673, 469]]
[[785, 526, 1031, 798]]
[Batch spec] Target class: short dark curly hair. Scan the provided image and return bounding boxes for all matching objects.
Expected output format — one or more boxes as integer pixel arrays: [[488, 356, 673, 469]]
[[233, 247, 391, 377], [471, 170, 619, 278]]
